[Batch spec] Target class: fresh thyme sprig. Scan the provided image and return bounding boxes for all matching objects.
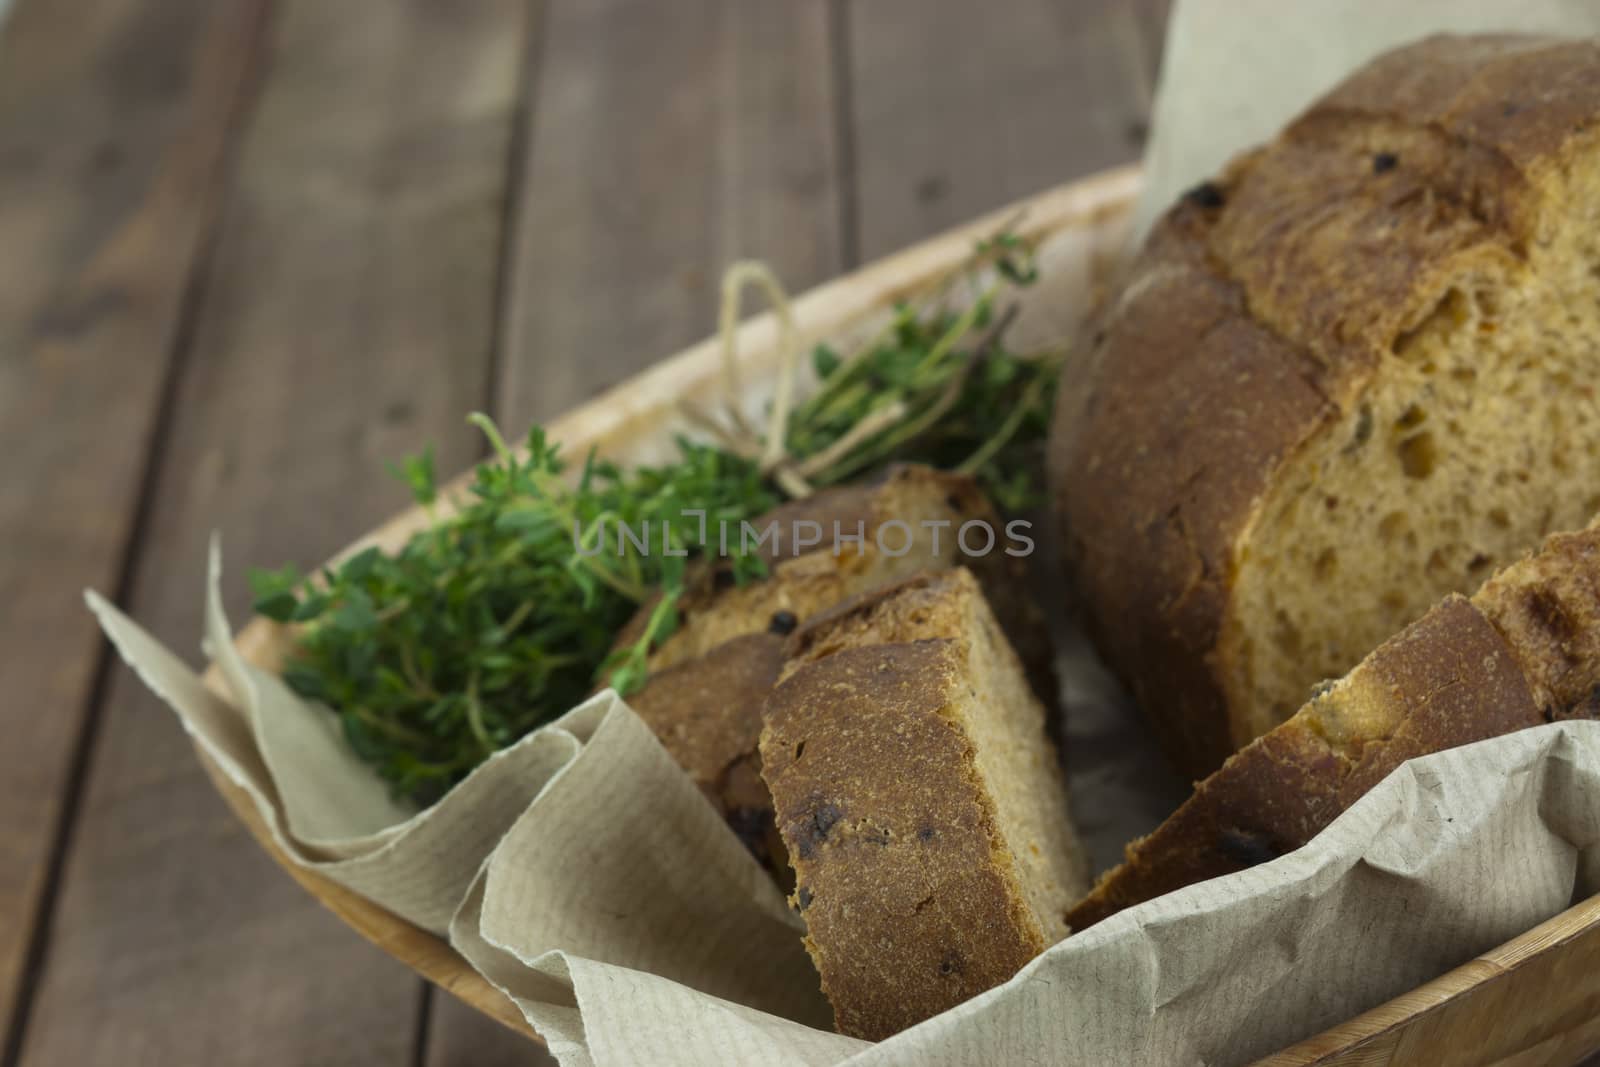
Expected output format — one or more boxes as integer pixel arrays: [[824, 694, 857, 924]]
[[249, 423, 776, 804], [249, 230, 1060, 803], [785, 231, 1057, 510]]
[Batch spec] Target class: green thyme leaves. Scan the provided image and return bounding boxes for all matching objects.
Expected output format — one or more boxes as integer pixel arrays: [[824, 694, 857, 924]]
[[249, 425, 775, 804], [785, 235, 1060, 511]]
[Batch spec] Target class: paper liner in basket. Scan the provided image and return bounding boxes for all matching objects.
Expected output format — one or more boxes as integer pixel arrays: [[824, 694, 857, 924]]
[[85, 535, 1600, 1066], [450, 721, 1600, 1067], [86, 536, 833, 1021], [85, 536, 580, 931]]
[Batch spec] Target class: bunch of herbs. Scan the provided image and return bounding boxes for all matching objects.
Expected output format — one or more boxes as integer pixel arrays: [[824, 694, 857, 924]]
[[250, 232, 1061, 803]]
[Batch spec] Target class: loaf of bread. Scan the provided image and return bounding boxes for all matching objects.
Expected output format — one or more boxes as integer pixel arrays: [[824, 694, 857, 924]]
[[1068, 519, 1600, 931], [759, 569, 1089, 1039], [622, 465, 1051, 871], [1050, 34, 1600, 776]]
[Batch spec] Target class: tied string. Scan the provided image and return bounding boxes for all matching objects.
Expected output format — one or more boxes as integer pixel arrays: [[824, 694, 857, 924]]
[[682, 227, 1033, 502], [680, 261, 819, 499]]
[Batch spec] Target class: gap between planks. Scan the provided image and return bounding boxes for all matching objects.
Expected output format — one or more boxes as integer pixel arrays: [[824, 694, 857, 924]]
[[0, 0, 278, 1062], [11, 0, 532, 1064]]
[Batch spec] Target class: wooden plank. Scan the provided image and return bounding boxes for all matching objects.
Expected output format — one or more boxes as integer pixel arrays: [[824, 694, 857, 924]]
[[422, 1, 847, 1058], [12, 0, 531, 1063], [845, 0, 1167, 261], [0, 0, 272, 1051], [492, 0, 846, 429]]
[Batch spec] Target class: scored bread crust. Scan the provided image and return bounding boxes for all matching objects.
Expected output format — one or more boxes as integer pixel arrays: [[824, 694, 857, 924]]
[[1050, 34, 1600, 775], [1067, 520, 1600, 931]]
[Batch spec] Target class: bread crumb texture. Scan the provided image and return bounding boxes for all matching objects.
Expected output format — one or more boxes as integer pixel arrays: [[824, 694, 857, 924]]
[[1053, 34, 1600, 773], [1068, 516, 1600, 931]]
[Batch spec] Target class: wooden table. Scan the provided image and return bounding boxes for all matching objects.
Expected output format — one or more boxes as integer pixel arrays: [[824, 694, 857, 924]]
[[0, 0, 1167, 1062]]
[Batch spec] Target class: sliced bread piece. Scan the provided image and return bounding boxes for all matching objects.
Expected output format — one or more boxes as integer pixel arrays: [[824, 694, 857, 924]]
[[759, 568, 1088, 1039], [1067, 519, 1600, 931], [621, 465, 1051, 874], [631, 464, 1049, 687], [1050, 34, 1600, 775], [623, 633, 790, 868]]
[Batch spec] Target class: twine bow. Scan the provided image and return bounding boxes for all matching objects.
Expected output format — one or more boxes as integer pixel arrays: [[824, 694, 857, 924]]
[[685, 262, 919, 501], [684, 213, 1041, 501]]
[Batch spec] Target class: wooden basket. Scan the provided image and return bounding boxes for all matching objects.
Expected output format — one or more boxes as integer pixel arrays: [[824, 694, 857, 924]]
[[200, 163, 1600, 1066]]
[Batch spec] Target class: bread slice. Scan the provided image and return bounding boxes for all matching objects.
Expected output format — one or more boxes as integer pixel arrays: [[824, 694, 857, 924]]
[[631, 464, 1049, 687], [622, 464, 1051, 874], [623, 633, 790, 867], [759, 568, 1088, 1040], [1050, 34, 1600, 775], [1067, 519, 1600, 931]]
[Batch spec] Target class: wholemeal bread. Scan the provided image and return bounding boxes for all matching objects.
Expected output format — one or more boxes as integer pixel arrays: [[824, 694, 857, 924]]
[[1067, 519, 1600, 931], [623, 633, 791, 866], [759, 569, 1089, 1039], [622, 465, 1050, 871], [1050, 34, 1600, 775]]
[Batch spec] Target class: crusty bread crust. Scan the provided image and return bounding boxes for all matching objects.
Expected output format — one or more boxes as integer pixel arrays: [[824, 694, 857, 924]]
[[620, 464, 1049, 683], [1473, 523, 1600, 716], [1067, 521, 1600, 931], [760, 569, 1083, 1040], [1050, 34, 1600, 775], [763, 640, 1042, 1040]]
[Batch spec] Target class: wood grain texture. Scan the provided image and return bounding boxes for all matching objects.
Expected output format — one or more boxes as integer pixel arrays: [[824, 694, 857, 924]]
[[493, 0, 845, 429], [845, 0, 1166, 261], [427, 1, 849, 1058], [1257, 892, 1600, 1067], [0, 0, 271, 1049], [13, 0, 529, 1063]]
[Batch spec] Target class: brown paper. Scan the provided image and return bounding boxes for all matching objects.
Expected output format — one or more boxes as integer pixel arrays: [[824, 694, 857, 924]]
[[88, 2, 1600, 1063]]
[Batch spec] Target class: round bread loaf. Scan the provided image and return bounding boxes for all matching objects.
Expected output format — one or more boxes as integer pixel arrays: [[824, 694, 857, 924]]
[[1050, 34, 1600, 776]]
